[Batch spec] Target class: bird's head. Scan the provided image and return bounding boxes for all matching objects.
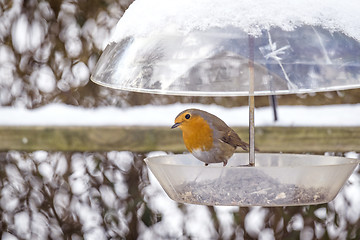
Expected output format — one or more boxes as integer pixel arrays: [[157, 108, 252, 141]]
[[171, 109, 212, 132], [171, 109, 194, 129]]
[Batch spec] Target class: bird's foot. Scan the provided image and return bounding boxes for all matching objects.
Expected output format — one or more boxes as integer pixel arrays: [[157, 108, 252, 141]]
[[234, 163, 255, 167], [222, 159, 228, 167]]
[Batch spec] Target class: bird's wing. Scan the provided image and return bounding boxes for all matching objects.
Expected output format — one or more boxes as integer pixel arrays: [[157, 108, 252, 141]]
[[220, 129, 249, 151]]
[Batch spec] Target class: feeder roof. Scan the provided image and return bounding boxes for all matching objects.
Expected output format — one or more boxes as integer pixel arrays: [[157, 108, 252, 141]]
[[91, 0, 360, 96]]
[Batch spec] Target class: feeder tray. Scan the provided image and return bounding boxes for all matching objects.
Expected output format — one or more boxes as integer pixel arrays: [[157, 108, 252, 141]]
[[91, 0, 360, 206], [145, 153, 359, 206]]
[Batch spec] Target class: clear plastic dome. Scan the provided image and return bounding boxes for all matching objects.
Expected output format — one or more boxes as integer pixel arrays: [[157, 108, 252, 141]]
[[91, 0, 360, 96], [91, 26, 360, 96]]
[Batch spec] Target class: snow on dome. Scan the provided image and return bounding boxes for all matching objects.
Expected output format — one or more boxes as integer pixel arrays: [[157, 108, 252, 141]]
[[112, 0, 360, 41]]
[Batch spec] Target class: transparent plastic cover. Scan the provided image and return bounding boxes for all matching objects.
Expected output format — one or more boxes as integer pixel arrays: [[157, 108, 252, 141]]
[[91, 0, 360, 96]]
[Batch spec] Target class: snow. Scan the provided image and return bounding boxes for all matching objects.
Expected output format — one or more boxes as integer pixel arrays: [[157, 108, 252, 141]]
[[11, 14, 45, 53], [31, 66, 56, 93], [245, 207, 268, 237], [112, 0, 360, 41], [0, 103, 359, 127]]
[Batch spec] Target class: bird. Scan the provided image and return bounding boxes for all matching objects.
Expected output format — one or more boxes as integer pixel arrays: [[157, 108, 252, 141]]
[[171, 108, 251, 166]]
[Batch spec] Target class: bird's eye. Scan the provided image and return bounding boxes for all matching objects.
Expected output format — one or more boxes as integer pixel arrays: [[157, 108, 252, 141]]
[[185, 114, 191, 119]]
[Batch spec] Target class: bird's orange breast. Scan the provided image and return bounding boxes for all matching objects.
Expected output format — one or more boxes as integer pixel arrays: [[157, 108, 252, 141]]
[[180, 116, 213, 152]]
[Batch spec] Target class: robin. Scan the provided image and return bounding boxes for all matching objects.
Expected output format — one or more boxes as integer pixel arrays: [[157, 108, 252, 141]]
[[171, 108, 251, 166]]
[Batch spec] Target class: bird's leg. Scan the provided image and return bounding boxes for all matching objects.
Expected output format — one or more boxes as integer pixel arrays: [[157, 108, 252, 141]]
[[223, 159, 228, 167]]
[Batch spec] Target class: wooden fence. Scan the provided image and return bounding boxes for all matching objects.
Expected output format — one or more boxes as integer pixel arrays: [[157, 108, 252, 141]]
[[1, 126, 359, 153]]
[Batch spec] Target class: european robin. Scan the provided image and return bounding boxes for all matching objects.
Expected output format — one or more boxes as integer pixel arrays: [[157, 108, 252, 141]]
[[171, 108, 250, 166]]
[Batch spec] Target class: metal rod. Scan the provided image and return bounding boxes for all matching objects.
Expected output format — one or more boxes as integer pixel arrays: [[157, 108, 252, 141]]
[[248, 35, 255, 166], [269, 95, 278, 122]]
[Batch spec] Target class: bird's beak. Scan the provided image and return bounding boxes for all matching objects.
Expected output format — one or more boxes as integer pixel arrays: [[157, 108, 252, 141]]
[[171, 122, 181, 129]]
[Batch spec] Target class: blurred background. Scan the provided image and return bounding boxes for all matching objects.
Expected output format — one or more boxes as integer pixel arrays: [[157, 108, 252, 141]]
[[0, 0, 359, 239]]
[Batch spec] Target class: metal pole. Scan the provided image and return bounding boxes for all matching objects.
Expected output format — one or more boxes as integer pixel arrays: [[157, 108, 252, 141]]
[[269, 95, 278, 122], [248, 35, 255, 166]]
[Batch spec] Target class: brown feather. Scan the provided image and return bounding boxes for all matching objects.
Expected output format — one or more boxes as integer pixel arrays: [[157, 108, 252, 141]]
[[220, 129, 249, 151]]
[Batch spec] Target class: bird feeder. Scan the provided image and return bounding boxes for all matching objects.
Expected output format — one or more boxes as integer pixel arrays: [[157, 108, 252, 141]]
[[91, 0, 360, 206]]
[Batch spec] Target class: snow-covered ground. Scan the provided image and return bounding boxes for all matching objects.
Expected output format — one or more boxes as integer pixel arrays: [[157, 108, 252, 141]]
[[0, 103, 360, 126]]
